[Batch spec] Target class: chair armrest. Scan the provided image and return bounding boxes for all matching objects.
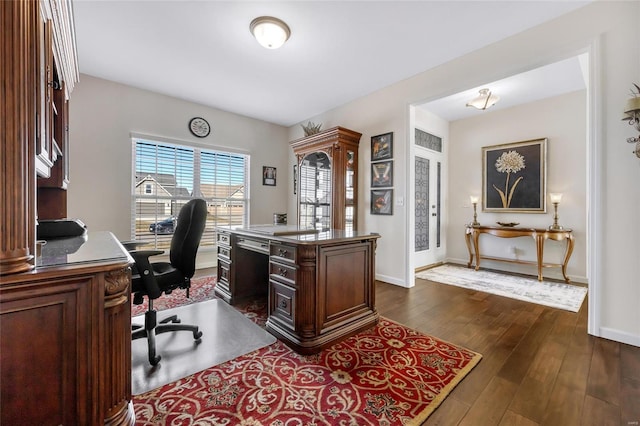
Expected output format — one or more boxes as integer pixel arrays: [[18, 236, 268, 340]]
[[129, 249, 165, 299], [120, 240, 151, 251]]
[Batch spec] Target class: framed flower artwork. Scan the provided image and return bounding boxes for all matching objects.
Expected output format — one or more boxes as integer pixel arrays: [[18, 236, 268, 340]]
[[482, 138, 547, 213]]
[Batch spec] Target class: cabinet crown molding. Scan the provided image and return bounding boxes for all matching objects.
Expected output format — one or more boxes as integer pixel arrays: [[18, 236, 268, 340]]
[[41, 0, 79, 98]]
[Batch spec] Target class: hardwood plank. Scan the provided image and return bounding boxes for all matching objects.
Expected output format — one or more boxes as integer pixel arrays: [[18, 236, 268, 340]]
[[423, 395, 469, 426], [581, 395, 621, 426], [499, 410, 539, 426], [458, 377, 519, 426], [452, 315, 534, 406], [540, 384, 585, 426], [553, 322, 594, 393], [497, 308, 559, 384], [508, 339, 566, 422], [621, 343, 640, 382], [587, 338, 621, 406], [621, 377, 640, 426]]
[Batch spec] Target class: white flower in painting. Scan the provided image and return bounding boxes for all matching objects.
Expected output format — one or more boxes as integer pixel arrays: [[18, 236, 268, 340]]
[[493, 150, 526, 208], [495, 150, 525, 173]]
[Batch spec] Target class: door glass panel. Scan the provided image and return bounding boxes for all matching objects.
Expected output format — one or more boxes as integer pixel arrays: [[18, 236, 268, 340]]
[[415, 157, 429, 251], [415, 128, 442, 152], [436, 161, 441, 248]]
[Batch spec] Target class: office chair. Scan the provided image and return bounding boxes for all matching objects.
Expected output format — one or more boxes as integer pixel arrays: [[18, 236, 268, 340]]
[[129, 198, 207, 366]]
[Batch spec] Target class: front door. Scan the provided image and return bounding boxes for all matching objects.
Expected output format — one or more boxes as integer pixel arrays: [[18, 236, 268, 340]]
[[414, 141, 446, 268]]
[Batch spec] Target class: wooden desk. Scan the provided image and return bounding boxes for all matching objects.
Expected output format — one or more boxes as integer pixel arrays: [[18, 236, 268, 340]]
[[215, 225, 380, 354], [464, 225, 574, 282]]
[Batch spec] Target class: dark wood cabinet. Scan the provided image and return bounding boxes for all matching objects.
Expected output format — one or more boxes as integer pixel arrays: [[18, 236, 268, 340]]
[[291, 127, 361, 231], [1, 0, 79, 275], [0, 232, 135, 425], [36, 0, 74, 219], [216, 226, 380, 354], [1, 8, 130, 423]]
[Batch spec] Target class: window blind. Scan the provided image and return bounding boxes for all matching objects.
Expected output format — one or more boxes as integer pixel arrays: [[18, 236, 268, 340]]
[[132, 138, 249, 251]]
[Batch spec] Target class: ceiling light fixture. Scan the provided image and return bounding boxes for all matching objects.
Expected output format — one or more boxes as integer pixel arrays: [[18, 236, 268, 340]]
[[466, 88, 500, 110], [250, 16, 291, 49]]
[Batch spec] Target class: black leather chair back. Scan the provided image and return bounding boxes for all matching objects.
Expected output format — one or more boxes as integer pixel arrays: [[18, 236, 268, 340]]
[[170, 198, 207, 278]]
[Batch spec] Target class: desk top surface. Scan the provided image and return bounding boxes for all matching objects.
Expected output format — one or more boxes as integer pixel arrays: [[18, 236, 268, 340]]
[[219, 225, 381, 243], [37, 231, 132, 268]]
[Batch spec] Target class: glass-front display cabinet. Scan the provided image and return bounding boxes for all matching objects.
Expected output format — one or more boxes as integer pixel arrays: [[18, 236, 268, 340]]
[[290, 127, 361, 231]]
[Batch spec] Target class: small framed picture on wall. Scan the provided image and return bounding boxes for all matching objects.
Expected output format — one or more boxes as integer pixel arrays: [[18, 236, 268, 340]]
[[263, 166, 276, 186], [371, 189, 393, 215], [371, 160, 393, 187], [371, 132, 393, 161]]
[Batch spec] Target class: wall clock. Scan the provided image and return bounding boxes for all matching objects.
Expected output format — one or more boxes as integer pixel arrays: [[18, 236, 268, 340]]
[[189, 117, 211, 138]]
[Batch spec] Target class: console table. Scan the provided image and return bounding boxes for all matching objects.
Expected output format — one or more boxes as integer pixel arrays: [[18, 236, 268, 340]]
[[215, 225, 380, 354], [464, 225, 574, 282]]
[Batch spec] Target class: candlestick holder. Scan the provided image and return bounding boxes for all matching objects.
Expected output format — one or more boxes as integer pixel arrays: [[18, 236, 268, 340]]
[[548, 193, 563, 230], [469, 196, 480, 227]]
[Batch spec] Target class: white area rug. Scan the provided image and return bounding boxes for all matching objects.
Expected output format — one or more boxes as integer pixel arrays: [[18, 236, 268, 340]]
[[416, 264, 587, 312]]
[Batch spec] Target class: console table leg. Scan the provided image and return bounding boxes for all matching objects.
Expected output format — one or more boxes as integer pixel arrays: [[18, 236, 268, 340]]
[[561, 235, 575, 283], [535, 235, 545, 281], [464, 231, 474, 268], [473, 232, 481, 271]]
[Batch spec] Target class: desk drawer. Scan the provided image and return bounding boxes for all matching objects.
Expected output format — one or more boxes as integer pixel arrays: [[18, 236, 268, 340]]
[[269, 279, 295, 328], [217, 246, 231, 261], [217, 232, 231, 246], [270, 243, 296, 264], [237, 237, 269, 255], [217, 260, 230, 285], [269, 261, 296, 286]]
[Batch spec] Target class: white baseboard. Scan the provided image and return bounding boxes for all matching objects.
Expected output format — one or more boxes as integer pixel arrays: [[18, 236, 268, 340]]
[[597, 327, 640, 347], [375, 273, 408, 287]]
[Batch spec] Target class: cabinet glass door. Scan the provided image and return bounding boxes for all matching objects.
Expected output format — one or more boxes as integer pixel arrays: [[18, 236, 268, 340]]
[[345, 150, 355, 232], [299, 152, 331, 230]]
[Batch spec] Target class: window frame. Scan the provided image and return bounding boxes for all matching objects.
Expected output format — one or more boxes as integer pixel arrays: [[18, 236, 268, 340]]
[[131, 134, 250, 252]]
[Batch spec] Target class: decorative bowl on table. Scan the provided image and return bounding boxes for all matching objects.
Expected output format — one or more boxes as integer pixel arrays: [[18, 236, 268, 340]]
[[496, 222, 519, 227]]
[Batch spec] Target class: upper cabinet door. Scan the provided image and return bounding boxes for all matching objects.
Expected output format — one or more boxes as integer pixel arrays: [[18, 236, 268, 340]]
[[291, 127, 362, 231], [35, 7, 54, 178]]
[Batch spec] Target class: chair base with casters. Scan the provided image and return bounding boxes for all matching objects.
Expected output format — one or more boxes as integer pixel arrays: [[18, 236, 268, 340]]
[[132, 298, 203, 366]]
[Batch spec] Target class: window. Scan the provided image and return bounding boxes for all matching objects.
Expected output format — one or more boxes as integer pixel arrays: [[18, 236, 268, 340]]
[[132, 137, 249, 251]]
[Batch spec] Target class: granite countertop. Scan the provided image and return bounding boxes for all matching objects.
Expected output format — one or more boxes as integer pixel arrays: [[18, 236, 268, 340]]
[[219, 224, 380, 243], [37, 231, 131, 268]]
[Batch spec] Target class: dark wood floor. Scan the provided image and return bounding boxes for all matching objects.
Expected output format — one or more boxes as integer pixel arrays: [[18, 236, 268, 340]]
[[376, 277, 640, 426]]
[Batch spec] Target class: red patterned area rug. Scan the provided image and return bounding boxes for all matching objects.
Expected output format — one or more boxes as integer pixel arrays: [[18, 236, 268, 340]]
[[133, 317, 482, 425], [131, 275, 217, 317]]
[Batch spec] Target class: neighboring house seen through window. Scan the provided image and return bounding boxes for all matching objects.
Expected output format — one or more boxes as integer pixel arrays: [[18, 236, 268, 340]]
[[132, 137, 249, 251]]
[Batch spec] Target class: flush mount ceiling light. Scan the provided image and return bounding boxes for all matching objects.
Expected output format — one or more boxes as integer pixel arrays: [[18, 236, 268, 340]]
[[466, 88, 500, 110], [250, 16, 291, 49]]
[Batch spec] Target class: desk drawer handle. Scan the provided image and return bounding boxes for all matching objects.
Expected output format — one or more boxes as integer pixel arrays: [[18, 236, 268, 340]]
[[278, 268, 288, 277], [278, 249, 288, 257], [278, 300, 288, 309]]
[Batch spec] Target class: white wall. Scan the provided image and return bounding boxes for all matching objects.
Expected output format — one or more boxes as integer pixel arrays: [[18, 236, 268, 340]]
[[447, 91, 587, 282], [287, 1, 640, 345], [68, 75, 290, 242]]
